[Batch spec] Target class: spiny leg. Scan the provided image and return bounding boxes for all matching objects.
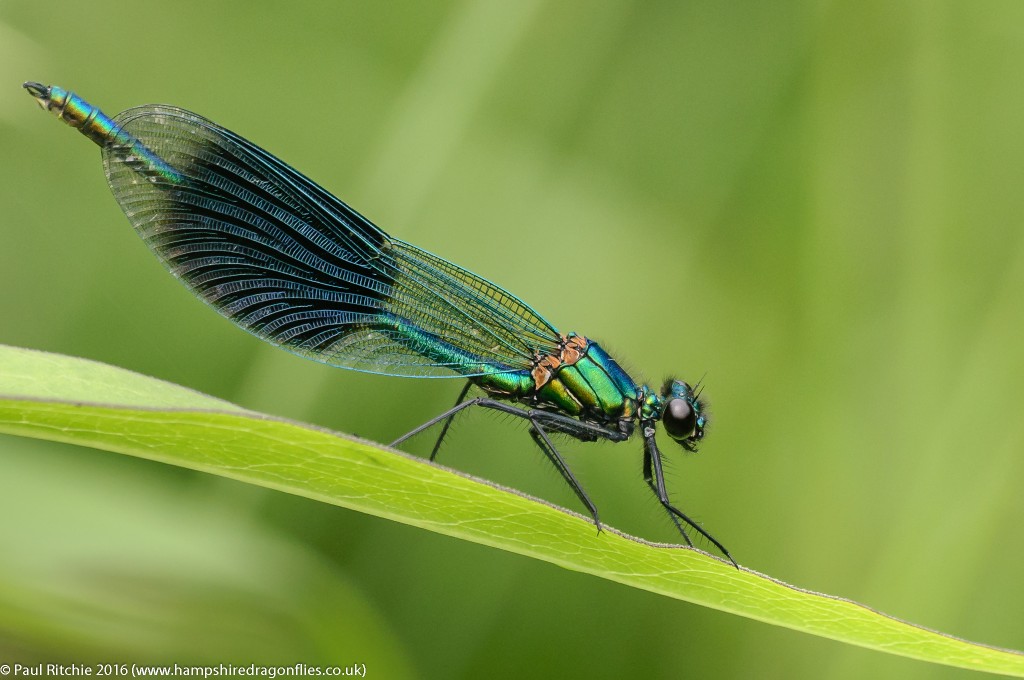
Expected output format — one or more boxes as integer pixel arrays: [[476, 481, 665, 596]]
[[392, 397, 608, 531], [393, 396, 626, 449], [429, 381, 473, 461], [643, 426, 737, 568], [528, 421, 601, 532], [389, 396, 484, 448], [643, 448, 692, 546]]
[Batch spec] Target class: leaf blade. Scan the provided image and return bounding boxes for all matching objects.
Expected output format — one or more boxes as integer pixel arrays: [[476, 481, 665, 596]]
[[0, 344, 1021, 676]]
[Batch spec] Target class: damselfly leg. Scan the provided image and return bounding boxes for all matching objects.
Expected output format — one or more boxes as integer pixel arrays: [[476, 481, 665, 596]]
[[642, 429, 737, 568], [391, 397, 620, 532]]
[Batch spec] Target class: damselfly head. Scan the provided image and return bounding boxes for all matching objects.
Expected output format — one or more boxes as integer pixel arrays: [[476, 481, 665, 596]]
[[659, 379, 707, 452]]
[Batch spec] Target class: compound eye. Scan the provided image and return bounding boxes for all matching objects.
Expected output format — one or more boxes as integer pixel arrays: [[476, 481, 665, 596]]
[[663, 398, 697, 440]]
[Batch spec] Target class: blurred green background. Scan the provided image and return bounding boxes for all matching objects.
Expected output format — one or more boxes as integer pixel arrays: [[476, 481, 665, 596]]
[[2, 1, 1023, 677]]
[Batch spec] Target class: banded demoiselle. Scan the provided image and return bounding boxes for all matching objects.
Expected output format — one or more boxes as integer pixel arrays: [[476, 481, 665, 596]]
[[24, 82, 734, 566]]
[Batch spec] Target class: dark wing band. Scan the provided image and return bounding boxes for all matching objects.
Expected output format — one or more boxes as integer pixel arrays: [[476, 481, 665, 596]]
[[101, 105, 561, 377]]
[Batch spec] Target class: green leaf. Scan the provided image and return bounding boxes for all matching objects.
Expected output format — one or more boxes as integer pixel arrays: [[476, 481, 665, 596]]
[[1, 344, 1022, 676], [0, 436, 414, 672]]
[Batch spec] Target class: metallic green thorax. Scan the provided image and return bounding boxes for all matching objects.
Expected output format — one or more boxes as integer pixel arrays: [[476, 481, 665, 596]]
[[473, 334, 641, 435]]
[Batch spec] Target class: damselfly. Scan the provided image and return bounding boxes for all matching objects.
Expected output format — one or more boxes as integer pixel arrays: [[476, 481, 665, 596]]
[[24, 82, 733, 566]]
